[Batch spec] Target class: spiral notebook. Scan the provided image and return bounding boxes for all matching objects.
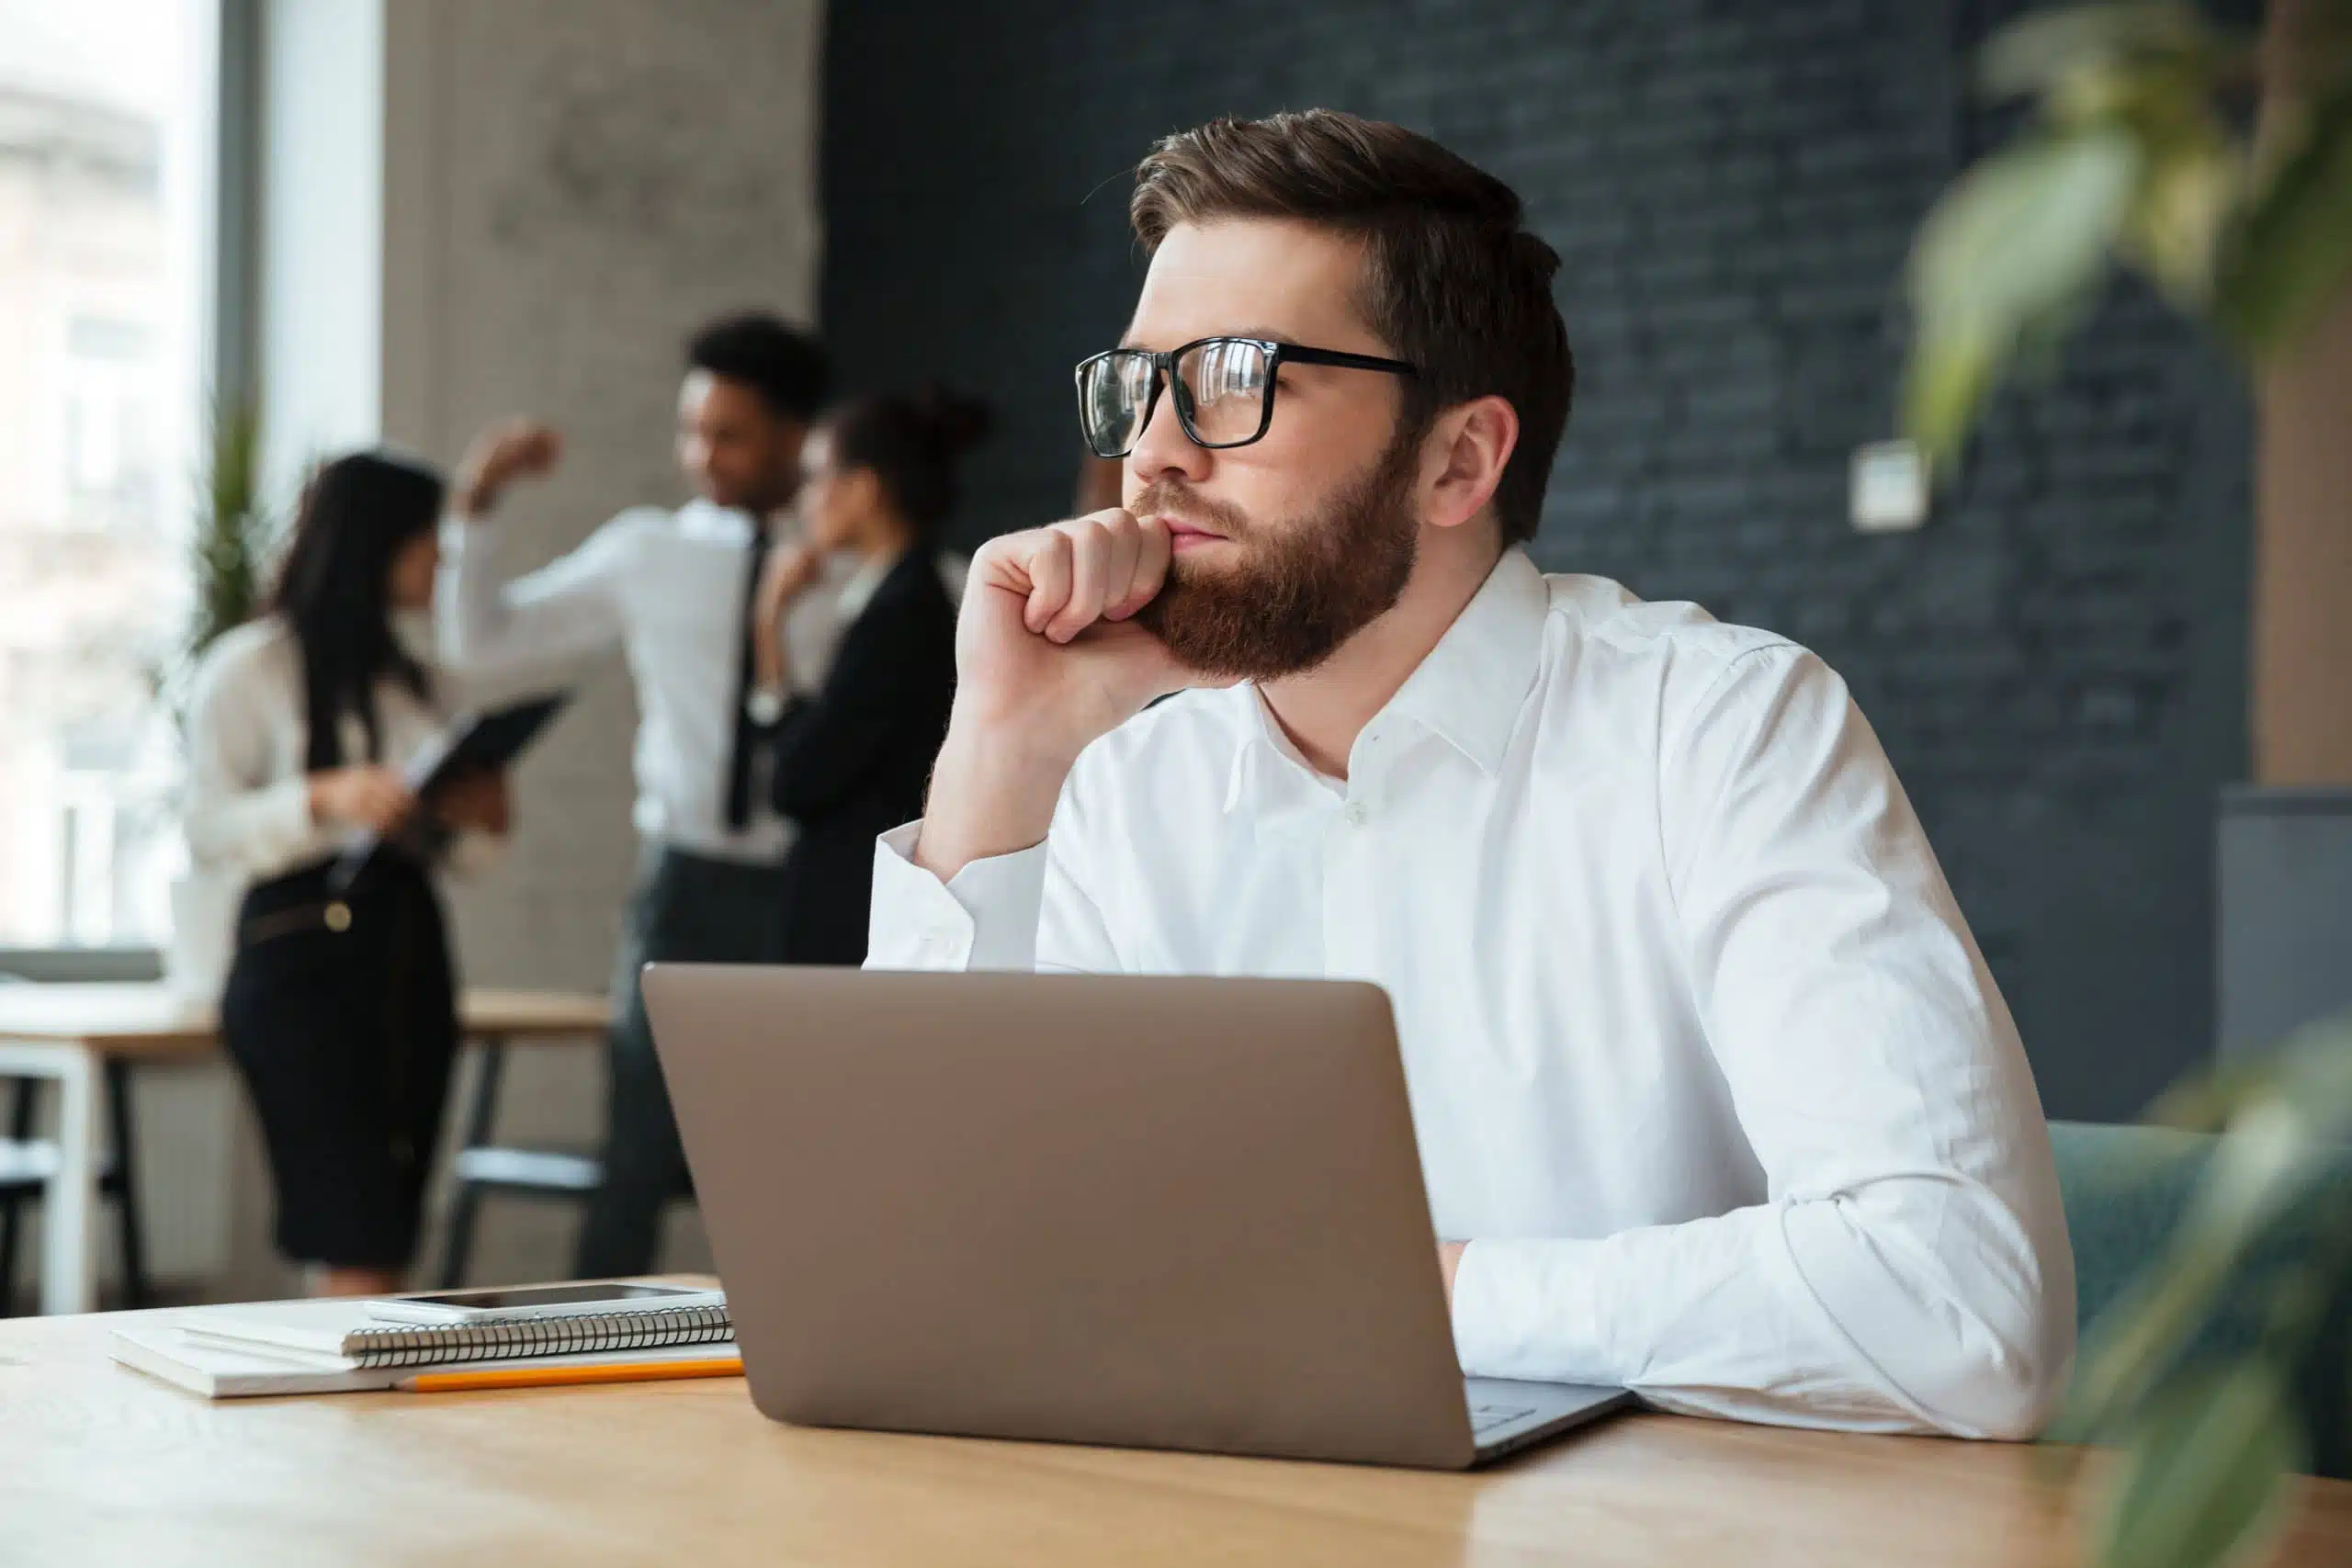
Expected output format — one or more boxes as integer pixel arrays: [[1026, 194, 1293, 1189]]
[[111, 1327, 736, 1398], [170, 1295, 733, 1371]]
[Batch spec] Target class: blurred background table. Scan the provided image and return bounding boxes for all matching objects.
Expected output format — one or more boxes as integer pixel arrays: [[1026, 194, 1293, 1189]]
[[0, 985, 608, 1314]]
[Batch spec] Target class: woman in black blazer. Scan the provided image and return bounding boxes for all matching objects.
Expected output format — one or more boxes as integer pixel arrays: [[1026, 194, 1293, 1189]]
[[749, 388, 984, 964]]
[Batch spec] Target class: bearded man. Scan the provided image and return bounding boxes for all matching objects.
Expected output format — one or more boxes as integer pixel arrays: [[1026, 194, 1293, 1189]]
[[864, 109, 2074, 1440]]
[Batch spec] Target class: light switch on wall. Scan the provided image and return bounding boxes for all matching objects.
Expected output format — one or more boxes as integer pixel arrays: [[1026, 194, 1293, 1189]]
[[1850, 439, 1930, 534]]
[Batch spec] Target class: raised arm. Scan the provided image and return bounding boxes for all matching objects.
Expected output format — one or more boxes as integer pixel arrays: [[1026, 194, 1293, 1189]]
[[435, 419, 628, 675]]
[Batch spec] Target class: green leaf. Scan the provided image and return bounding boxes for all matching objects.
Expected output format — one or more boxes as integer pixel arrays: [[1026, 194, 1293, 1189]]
[[2088, 1359, 2302, 1568], [2213, 78, 2352, 355], [2147, 1014, 2352, 1133], [2059, 1220, 2242, 1442], [1903, 325, 1998, 469], [1979, 2, 2214, 104], [1913, 130, 2143, 320], [2062, 1021, 2352, 1441], [2121, 127, 2239, 308], [1903, 129, 2142, 464], [181, 393, 271, 683]]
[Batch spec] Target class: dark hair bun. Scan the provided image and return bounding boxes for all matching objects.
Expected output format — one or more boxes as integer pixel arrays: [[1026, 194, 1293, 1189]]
[[827, 386, 994, 533]]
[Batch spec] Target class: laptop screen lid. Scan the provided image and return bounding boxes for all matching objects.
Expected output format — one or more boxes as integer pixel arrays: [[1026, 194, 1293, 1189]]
[[642, 964, 1483, 1469]]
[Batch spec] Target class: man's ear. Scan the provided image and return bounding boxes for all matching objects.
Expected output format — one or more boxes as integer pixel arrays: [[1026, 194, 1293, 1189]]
[[1422, 395, 1519, 532]]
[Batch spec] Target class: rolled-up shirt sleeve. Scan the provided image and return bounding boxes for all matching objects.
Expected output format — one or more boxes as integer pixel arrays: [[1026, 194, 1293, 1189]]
[[435, 510, 632, 675], [865, 761, 1125, 974], [1450, 645, 2075, 1438], [865, 823, 1050, 971]]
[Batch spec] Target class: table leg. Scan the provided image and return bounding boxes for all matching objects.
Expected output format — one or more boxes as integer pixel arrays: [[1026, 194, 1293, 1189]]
[[45, 1050, 98, 1315], [0, 1042, 100, 1316], [436, 1033, 509, 1290], [104, 1059, 148, 1309]]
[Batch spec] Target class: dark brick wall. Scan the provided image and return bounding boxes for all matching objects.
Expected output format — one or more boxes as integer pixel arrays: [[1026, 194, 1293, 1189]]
[[820, 0, 2255, 1121]]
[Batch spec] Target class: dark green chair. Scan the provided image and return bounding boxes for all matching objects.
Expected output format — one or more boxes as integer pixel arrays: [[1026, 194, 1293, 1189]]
[[2050, 1120, 2352, 1479]]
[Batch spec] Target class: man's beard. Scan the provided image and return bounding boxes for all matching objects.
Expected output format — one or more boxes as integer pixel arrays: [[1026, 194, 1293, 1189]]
[[1132, 428, 1422, 682]]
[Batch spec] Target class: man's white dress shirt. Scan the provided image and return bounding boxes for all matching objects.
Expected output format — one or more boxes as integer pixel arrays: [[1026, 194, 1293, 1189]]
[[439, 500, 970, 863], [436, 499, 862, 863], [866, 547, 2075, 1438]]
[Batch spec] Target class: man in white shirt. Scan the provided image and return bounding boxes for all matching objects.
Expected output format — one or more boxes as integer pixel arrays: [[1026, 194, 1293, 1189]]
[[866, 110, 2075, 1437], [439, 313, 850, 1278]]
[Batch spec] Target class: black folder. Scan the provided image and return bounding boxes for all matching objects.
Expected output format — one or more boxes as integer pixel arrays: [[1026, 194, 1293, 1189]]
[[325, 691, 571, 895]]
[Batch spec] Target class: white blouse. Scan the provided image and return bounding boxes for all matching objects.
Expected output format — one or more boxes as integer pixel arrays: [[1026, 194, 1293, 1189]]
[[183, 615, 504, 887]]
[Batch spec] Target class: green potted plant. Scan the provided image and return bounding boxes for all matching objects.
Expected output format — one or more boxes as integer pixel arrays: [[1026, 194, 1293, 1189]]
[[163, 397, 272, 998], [185, 399, 269, 677], [1903, 1, 2352, 463], [1900, 4, 2352, 1563]]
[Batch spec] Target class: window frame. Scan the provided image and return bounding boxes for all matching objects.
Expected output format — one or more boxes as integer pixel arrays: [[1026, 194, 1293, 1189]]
[[2, 0, 254, 969]]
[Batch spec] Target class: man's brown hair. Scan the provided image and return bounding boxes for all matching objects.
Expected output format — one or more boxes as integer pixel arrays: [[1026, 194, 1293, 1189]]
[[1130, 109, 1573, 547]]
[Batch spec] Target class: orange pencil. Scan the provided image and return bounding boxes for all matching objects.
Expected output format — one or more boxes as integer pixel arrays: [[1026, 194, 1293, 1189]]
[[399, 1356, 743, 1393]]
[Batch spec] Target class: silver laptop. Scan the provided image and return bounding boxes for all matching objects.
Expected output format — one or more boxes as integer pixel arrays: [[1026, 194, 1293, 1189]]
[[642, 964, 1633, 1469]]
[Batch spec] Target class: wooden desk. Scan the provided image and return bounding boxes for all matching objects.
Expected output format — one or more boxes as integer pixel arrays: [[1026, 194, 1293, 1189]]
[[0, 985, 609, 1314], [3, 1304, 2349, 1567]]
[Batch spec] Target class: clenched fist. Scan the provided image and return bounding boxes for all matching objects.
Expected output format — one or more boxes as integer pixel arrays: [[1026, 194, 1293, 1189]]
[[455, 419, 563, 518], [914, 506, 1226, 879]]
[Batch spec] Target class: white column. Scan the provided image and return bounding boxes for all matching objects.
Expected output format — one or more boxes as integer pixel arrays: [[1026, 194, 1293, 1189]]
[[255, 0, 386, 495]]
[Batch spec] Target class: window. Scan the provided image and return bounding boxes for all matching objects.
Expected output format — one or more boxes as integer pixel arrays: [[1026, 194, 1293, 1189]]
[[0, 0, 214, 948]]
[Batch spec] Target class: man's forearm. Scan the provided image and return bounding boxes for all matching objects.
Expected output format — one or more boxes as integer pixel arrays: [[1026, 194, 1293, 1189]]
[[911, 714, 1083, 882], [434, 515, 505, 664], [435, 512, 628, 674], [1448, 1184, 2065, 1438]]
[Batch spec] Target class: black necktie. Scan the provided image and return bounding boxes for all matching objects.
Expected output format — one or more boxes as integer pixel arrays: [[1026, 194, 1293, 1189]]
[[720, 525, 774, 832]]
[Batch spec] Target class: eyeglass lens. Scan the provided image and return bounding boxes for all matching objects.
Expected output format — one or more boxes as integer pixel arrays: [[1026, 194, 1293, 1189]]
[[1082, 339, 1274, 456]]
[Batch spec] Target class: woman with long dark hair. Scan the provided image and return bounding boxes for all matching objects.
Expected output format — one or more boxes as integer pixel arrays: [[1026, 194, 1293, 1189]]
[[748, 388, 983, 964], [186, 451, 514, 1296]]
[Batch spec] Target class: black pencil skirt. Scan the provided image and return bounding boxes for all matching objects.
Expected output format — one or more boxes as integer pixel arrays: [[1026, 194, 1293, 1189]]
[[219, 855, 458, 1269]]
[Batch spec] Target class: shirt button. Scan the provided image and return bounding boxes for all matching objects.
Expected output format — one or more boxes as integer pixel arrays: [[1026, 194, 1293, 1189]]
[[1343, 801, 1371, 828]]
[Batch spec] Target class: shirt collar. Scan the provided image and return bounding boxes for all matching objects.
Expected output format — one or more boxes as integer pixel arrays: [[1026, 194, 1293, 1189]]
[[836, 547, 907, 623], [1220, 547, 1551, 811], [674, 498, 750, 540], [1385, 547, 1551, 774], [1221, 689, 1323, 814]]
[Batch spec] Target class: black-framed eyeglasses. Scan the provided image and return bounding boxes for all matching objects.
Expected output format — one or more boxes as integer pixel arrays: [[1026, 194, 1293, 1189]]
[[1074, 336, 1419, 459]]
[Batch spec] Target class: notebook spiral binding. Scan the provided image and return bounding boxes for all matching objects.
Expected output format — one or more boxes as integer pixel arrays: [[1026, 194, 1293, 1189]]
[[346, 1305, 734, 1370]]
